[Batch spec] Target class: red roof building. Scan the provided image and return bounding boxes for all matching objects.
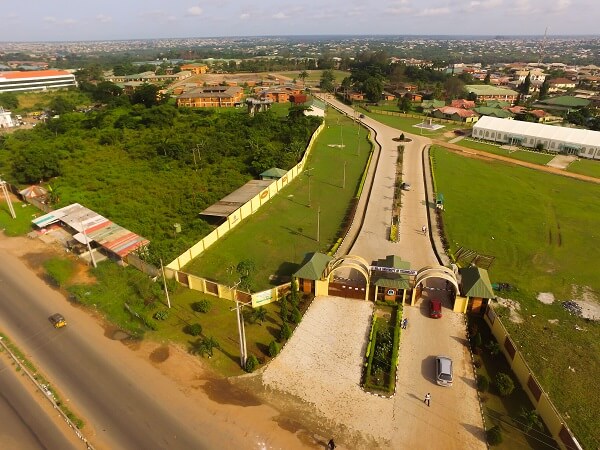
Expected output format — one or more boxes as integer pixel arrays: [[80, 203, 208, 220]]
[[0, 70, 76, 93]]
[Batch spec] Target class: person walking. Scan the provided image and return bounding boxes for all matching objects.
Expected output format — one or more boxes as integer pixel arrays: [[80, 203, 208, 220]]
[[421, 225, 427, 234], [424, 392, 431, 407], [328, 438, 336, 449], [402, 318, 408, 329]]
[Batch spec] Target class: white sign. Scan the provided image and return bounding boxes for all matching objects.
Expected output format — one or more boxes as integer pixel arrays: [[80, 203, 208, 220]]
[[371, 266, 417, 276], [252, 289, 275, 307]]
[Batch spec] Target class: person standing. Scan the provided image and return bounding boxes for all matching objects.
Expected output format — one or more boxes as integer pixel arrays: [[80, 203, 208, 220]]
[[424, 392, 431, 407], [328, 438, 336, 449]]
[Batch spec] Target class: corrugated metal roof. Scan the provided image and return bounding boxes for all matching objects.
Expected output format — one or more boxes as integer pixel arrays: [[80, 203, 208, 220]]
[[200, 179, 274, 218], [294, 252, 332, 280], [459, 267, 494, 298], [474, 116, 600, 147], [31, 203, 149, 258], [0, 70, 72, 80]]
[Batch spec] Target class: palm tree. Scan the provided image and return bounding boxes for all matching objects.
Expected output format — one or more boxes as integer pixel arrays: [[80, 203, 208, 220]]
[[299, 70, 309, 89], [252, 307, 268, 325], [518, 408, 542, 432], [189, 336, 220, 358]]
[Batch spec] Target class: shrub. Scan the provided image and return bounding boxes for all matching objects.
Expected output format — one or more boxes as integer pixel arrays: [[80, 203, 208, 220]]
[[289, 306, 302, 324], [477, 374, 490, 392], [268, 340, 280, 357], [153, 310, 169, 320], [44, 257, 75, 287], [245, 354, 259, 373], [487, 426, 502, 445], [494, 372, 515, 396], [400, 133, 405, 141], [185, 323, 202, 336], [486, 340, 501, 356], [191, 299, 211, 313], [279, 322, 292, 341], [280, 298, 289, 322], [472, 332, 482, 349]]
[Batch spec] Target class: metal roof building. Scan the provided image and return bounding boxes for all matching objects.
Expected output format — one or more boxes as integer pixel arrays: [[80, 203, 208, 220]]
[[472, 116, 600, 160], [0, 70, 76, 93], [32, 203, 149, 258]]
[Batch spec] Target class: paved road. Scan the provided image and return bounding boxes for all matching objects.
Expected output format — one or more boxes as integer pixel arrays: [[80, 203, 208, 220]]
[[316, 95, 486, 449], [0, 353, 80, 450], [0, 250, 241, 450]]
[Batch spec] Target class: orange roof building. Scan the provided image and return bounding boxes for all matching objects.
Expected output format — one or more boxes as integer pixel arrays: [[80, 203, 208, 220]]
[[0, 70, 76, 93]]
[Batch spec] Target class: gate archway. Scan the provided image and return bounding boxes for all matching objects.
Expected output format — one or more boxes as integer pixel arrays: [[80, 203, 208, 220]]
[[411, 266, 459, 308], [325, 254, 371, 300]]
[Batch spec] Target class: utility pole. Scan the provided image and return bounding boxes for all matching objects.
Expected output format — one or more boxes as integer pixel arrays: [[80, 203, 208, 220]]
[[0, 178, 16, 219], [342, 161, 347, 189], [304, 167, 315, 207], [160, 259, 171, 308], [80, 221, 97, 268], [229, 280, 247, 368], [317, 205, 321, 242]]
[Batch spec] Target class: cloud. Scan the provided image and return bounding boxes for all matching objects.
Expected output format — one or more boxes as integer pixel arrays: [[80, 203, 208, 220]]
[[469, 0, 503, 8], [63, 18, 77, 25], [240, 12, 250, 20], [187, 6, 203, 16], [96, 14, 112, 23], [551, 0, 572, 12], [43, 16, 57, 23], [346, 6, 366, 17], [272, 12, 288, 20], [416, 7, 451, 16], [386, 0, 413, 15]]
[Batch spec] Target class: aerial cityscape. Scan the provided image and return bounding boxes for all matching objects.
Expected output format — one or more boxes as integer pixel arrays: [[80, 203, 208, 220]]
[[0, 2, 599, 450]]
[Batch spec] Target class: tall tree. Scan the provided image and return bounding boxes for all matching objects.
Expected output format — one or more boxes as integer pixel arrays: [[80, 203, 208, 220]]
[[538, 79, 550, 100], [519, 73, 531, 95], [483, 71, 491, 85], [363, 76, 384, 103], [319, 70, 336, 93], [298, 70, 309, 88]]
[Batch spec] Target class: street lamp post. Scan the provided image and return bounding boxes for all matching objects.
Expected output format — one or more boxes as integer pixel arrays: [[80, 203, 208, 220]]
[[304, 167, 315, 207]]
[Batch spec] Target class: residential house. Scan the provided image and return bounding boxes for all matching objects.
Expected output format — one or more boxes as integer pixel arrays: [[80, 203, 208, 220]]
[[548, 78, 577, 92], [431, 106, 479, 123], [465, 85, 519, 104], [176, 86, 244, 108], [382, 92, 396, 101], [473, 106, 514, 119], [514, 68, 546, 83], [450, 99, 475, 109], [180, 63, 208, 75]]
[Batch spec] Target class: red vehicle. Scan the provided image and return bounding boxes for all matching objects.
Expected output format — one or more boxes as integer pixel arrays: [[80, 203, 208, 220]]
[[429, 299, 442, 318]]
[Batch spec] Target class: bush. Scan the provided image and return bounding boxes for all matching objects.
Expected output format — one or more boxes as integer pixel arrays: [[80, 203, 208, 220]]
[[279, 298, 289, 322], [268, 340, 280, 357], [477, 374, 490, 392], [289, 306, 302, 324], [185, 323, 202, 336], [191, 299, 211, 313], [487, 426, 503, 445], [153, 310, 169, 320], [472, 332, 482, 349], [245, 354, 259, 373], [494, 372, 515, 396], [279, 322, 292, 341]]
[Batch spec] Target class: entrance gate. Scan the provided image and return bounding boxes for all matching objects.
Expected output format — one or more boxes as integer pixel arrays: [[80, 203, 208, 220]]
[[323, 254, 371, 301], [328, 280, 367, 299]]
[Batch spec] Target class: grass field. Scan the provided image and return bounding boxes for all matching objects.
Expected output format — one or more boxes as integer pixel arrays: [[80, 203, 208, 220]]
[[566, 157, 600, 178], [432, 146, 600, 448], [361, 108, 464, 138], [15, 90, 91, 113], [0, 199, 36, 236], [150, 287, 290, 376], [183, 108, 371, 290], [274, 69, 349, 84], [457, 139, 556, 165]]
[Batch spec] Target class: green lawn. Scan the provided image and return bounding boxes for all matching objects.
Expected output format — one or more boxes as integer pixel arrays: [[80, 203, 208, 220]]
[[0, 199, 36, 236], [458, 139, 555, 165], [183, 108, 371, 290], [275, 69, 349, 84], [432, 146, 600, 448], [567, 158, 600, 178], [361, 109, 464, 138], [151, 287, 287, 376]]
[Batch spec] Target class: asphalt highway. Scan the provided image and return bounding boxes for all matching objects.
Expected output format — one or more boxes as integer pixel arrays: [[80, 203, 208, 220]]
[[0, 249, 233, 449]]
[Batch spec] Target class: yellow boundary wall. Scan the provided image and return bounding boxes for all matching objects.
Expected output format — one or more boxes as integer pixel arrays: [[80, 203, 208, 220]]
[[166, 122, 325, 272], [484, 305, 583, 450]]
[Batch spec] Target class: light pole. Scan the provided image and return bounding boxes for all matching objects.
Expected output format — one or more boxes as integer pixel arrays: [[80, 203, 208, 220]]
[[342, 161, 347, 189], [317, 205, 321, 242], [80, 221, 97, 268], [229, 280, 247, 368], [0, 178, 15, 219], [160, 259, 171, 308], [304, 167, 315, 207]]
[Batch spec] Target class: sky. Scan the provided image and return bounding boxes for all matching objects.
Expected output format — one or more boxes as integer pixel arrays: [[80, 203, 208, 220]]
[[0, 0, 598, 42]]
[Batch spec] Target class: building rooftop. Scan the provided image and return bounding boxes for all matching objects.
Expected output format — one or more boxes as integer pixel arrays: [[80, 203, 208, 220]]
[[465, 85, 519, 96], [0, 70, 73, 80]]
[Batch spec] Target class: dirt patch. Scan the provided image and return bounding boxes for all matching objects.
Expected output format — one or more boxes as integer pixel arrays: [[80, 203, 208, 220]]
[[548, 319, 559, 325], [495, 297, 524, 323], [149, 345, 170, 363], [570, 285, 600, 321], [537, 292, 555, 305]]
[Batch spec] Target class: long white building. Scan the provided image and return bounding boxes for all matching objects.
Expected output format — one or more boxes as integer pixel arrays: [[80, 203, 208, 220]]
[[472, 116, 600, 160], [0, 70, 76, 93]]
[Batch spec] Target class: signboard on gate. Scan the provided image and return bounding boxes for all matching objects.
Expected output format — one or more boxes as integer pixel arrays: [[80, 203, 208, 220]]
[[252, 289, 276, 308], [370, 266, 417, 276]]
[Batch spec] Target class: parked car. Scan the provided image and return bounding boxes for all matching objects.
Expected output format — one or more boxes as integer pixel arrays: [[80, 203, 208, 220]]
[[435, 356, 453, 386], [429, 299, 442, 318], [49, 313, 67, 328]]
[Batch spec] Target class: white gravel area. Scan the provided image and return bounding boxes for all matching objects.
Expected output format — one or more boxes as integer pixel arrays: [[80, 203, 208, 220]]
[[261, 296, 394, 442]]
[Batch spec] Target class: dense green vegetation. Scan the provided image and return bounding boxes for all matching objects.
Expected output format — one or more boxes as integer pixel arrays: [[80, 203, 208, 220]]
[[184, 109, 371, 290], [0, 92, 321, 264], [432, 146, 600, 448]]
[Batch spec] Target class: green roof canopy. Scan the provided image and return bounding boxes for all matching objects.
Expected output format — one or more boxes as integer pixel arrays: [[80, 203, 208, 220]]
[[539, 96, 590, 108], [371, 255, 411, 289], [459, 267, 494, 298], [473, 106, 514, 118], [260, 167, 287, 179], [465, 85, 518, 97], [294, 252, 332, 280]]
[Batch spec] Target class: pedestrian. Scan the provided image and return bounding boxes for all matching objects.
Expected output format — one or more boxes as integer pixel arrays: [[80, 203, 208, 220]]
[[402, 318, 408, 329], [421, 225, 427, 234], [424, 392, 431, 407], [328, 438, 336, 449]]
